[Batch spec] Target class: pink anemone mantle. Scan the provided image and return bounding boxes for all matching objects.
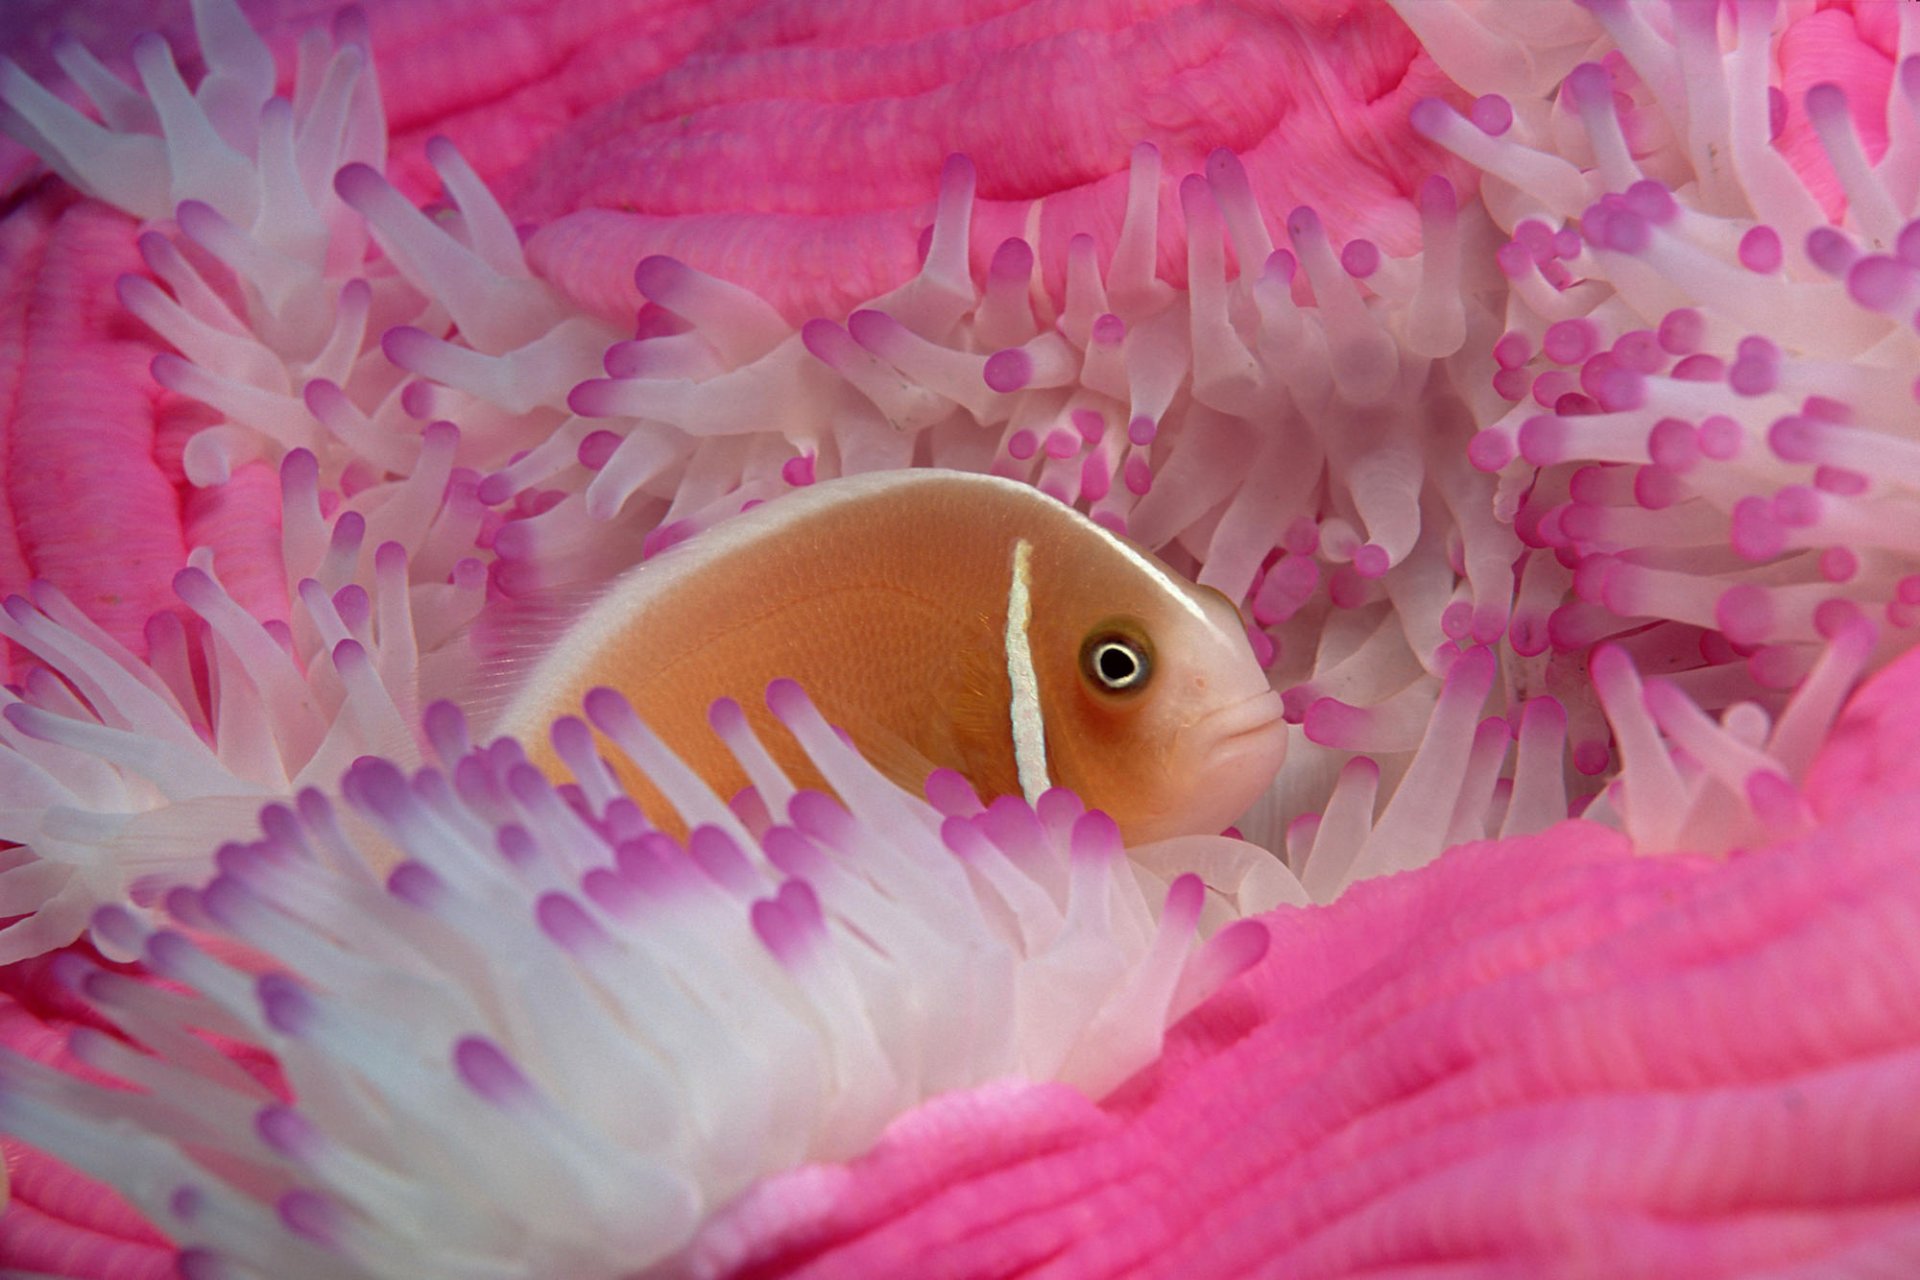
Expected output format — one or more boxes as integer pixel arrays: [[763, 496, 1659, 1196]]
[[3, 0, 1920, 1276]]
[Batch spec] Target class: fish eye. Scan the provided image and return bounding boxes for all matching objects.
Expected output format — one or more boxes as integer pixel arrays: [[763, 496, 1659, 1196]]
[[1081, 629, 1153, 694]]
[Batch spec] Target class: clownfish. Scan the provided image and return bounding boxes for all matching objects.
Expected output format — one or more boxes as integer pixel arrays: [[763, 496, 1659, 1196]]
[[492, 469, 1286, 844]]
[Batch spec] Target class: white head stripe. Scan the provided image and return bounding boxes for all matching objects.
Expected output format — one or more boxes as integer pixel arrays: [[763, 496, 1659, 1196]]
[[1004, 539, 1051, 804]]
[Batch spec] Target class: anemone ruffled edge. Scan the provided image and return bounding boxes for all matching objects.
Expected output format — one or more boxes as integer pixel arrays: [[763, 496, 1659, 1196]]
[[1, 0, 1919, 1272]]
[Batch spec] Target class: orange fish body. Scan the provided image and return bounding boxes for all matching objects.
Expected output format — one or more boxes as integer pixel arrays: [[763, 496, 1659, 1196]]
[[494, 469, 1286, 844]]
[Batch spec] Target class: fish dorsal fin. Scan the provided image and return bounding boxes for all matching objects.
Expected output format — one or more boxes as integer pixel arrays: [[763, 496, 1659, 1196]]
[[420, 582, 608, 739], [1002, 538, 1051, 804]]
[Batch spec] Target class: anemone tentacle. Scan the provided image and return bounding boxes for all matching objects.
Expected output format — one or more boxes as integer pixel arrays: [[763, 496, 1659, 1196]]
[[1414, 18, 1920, 762]]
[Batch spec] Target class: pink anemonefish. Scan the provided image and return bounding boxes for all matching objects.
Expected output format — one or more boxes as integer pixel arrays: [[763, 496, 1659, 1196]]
[[493, 469, 1287, 844]]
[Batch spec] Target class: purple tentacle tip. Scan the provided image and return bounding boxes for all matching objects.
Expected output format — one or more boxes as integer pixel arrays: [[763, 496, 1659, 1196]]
[[454, 1035, 533, 1106], [257, 973, 316, 1037]]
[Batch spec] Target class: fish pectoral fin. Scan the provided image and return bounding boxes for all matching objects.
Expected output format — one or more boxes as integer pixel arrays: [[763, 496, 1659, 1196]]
[[431, 583, 609, 733], [927, 651, 1026, 806]]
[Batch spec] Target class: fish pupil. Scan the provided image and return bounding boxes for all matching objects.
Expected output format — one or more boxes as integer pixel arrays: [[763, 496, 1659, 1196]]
[[1088, 638, 1149, 691]]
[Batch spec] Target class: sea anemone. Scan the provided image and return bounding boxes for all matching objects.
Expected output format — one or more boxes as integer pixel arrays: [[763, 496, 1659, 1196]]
[[2, 0, 1920, 1275]]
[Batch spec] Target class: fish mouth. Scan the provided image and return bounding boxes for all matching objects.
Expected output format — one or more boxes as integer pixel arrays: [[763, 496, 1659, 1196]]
[[1190, 688, 1289, 789], [1195, 687, 1287, 746], [1129, 688, 1286, 845]]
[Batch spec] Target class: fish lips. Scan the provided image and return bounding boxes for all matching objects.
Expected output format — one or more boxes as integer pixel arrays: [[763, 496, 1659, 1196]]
[[1196, 687, 1288, 778]]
